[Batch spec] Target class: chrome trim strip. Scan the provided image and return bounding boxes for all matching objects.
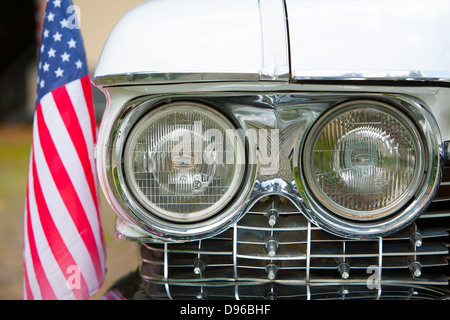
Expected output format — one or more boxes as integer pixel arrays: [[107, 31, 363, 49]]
[[292, 70, 450, 83], [164, 243, 172, 300], [92, 72, 450, 88], [233, 223, 239, 300], [420, 211, 450, 218], [306, 221, 311, 300], [91, 72, 261, 88], [377, 237, 383, 300]]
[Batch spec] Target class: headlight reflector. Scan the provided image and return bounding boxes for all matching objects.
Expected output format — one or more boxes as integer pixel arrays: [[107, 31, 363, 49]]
[[123, 102, 245, 222], [303, 100, 424, 221]]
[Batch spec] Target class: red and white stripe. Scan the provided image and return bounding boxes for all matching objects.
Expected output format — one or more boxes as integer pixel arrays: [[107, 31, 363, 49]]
[[23, 75, 105, 300]]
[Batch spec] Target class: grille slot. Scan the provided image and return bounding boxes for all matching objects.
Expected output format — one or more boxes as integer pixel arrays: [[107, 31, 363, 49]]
[[139, 167, 450, 300]]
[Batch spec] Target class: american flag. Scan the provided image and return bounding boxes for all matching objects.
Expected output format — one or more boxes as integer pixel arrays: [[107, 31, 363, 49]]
[[23, 0, 106, 299]]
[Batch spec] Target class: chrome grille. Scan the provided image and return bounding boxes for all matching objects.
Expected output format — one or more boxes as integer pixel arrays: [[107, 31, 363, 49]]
[[139, 167, 450, 300]]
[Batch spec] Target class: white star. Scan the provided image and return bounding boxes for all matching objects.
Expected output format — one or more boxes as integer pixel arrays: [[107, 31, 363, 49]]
[[43, 29, 49, 38], [43, 63, 50, 72], [48, 48, 56, 58], [61, 52, 70, 62], [60, 18, 69, 29], [67, 38, 77, 48], [53, 32, 62, 42], [38, 62, 42, 70], [55, 67, 64, 78], [47, 12, 55, 22], [40, 44, 45, 53], [53, 0, 61, 7], [40, 79, 45, 88], [75, 59, 83, 69]]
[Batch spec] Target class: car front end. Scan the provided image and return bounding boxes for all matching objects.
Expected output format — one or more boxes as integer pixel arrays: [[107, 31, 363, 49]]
[[92, 0, 450, 300]]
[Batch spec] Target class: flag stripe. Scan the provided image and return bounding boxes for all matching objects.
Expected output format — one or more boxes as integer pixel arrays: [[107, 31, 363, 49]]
[[65, 79, 106, 258], [39, 91, 105, 285], [23, 163, 36, 300], [24, 139, 63, 300], [36, 102, 104, 287], [80, 75, 97, 146], [33, 101, 101, 297], [65, 78, 99, 204], [31, 118, 93, 299], [31, 157, 87, 299], [51, 83, 99, 218], [65, 79, 104, 245], [25, 197, 57, 300], [23, 161, 54, 299], [30, 116, 81, 300], [22, 260, 34, 300]]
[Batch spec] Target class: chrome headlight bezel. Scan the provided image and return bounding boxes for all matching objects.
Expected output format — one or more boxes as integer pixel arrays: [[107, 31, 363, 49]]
[[303, 100, 425, 221], [296, 98, 443, 239], [105, 98, 256, 241], [122, 101, 246, 223]]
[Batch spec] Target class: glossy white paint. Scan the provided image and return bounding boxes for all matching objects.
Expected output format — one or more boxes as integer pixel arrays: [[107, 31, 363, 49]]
[[95, 0, 450, 82], [286, 0, 450, 80], [94, 0, 262, 78]]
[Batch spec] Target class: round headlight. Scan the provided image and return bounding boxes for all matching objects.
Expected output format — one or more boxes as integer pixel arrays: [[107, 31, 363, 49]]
[[123, 102, 245, 222], [302, 100, 425, 221]]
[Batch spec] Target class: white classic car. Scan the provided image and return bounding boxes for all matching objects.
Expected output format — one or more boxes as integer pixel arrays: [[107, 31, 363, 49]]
[[92, 0, 450, 299]]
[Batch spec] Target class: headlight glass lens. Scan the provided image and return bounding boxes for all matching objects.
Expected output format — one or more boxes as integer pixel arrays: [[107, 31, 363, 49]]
[[303, 102, 423, 221], [124, 102, 245, 222]]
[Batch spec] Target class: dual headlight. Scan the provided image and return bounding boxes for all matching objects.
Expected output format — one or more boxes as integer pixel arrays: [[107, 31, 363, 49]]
[[107, 97, 440, 240], [299, 99, 439, 238], [303, 100, 424, 221], [123, 102, 245, 223]]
